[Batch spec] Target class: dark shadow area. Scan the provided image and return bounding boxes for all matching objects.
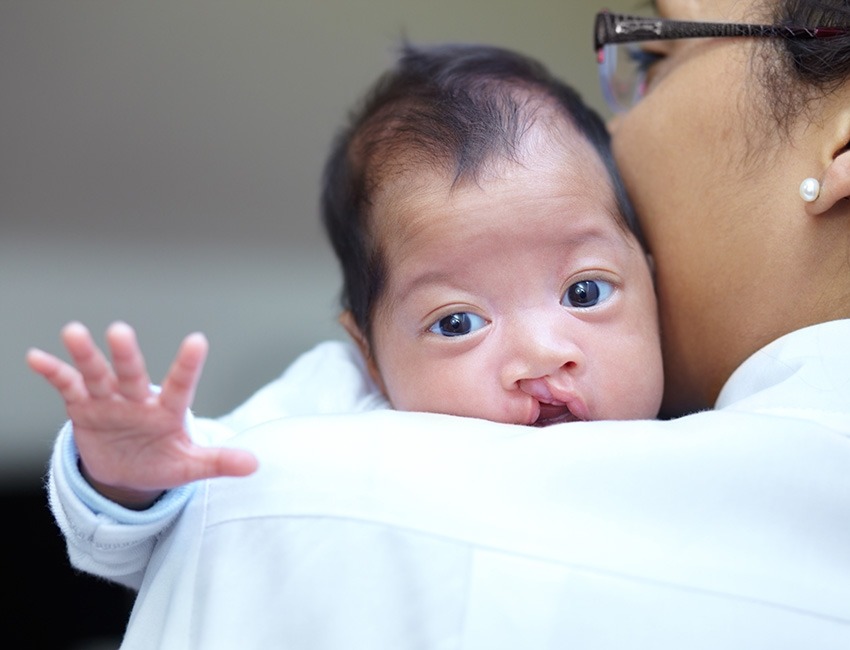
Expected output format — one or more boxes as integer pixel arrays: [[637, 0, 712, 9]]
[[4, 476, 133, 649]]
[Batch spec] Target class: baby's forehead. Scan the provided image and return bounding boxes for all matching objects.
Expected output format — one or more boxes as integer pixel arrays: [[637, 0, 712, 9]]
[[359, 92, 628, 254], [370, 126, 622, 244]]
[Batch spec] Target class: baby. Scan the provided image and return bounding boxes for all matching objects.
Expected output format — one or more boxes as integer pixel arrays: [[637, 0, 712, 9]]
[[326, 43, 662, 427], [28, 43, 663, 511]]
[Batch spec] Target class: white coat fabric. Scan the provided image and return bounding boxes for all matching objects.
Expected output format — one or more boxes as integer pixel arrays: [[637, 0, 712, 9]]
[[108, 320, 850, 649]]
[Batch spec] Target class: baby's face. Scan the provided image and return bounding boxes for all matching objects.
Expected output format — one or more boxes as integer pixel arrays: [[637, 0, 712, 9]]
[[361, 130, 663, 425]]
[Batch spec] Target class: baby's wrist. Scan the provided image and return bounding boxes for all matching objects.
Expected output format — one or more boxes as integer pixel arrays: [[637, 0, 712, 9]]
[[79, 462, 164, 510]]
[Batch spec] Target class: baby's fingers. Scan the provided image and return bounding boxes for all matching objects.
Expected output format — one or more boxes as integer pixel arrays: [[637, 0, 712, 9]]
[[106, 322, 152, 402], [61, 322, 116, 399], [26, 348, 88, 404], [159, 332, 209, 416]]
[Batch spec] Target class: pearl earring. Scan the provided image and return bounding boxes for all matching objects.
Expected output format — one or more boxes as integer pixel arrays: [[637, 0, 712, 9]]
[[799, 177, 820, 202]]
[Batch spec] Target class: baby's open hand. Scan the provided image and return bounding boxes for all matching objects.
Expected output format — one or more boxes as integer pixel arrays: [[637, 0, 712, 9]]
[[27, 322, 258, 509]]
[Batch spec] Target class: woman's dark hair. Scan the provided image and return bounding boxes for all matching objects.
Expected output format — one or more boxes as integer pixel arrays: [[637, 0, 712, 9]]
[[321, 42, 637, 341], [762, 0, 850, 123]]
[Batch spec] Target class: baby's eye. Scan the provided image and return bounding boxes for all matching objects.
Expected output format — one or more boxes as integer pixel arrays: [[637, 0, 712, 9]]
[[429, 312, 487, 337], [562, 280, 614, 308]]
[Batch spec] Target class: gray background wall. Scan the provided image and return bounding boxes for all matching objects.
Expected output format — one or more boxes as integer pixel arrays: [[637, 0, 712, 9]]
[[4, 0, 633, 485]]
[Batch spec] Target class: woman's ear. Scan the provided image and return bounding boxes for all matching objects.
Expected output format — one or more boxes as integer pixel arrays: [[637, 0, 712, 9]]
[[338, 310, 387, 395], [810, 146, 850, 215]]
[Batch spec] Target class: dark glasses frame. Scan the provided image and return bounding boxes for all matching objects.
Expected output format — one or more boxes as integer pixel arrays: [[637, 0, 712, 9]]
[[594, 10, 849, 54], [593, 10, 850, 112]]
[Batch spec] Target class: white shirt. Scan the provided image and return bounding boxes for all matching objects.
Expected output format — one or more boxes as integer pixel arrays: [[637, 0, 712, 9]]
[[105, 320, 850, 649]]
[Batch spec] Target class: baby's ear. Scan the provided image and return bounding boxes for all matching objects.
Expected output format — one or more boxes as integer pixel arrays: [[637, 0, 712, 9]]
[[338, 311, 386, 394], [339, 310, 368, 353], [810, 144, 850, 216]]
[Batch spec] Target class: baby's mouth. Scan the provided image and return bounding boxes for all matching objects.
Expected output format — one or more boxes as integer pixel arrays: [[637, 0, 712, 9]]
[[532, 401, 583, 427]]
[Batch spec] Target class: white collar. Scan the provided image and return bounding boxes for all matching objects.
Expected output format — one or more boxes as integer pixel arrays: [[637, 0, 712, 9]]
[[715, 319, 850, 412]]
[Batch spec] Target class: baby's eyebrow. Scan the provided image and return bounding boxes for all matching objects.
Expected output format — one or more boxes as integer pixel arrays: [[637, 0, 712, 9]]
[[397, 269, 456, 298]]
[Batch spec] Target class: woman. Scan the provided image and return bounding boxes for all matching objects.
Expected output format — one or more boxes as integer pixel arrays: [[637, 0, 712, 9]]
[[36, 1, 850, 647], [603, 0, 850, 418]]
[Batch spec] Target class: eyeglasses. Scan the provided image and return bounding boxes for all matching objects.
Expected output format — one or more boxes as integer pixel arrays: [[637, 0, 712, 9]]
[[594, 10, 849, 113]]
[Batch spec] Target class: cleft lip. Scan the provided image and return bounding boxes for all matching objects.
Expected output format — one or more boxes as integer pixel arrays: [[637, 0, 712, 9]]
[[517, 378, 590, 426], [530, 395, 590, 427]]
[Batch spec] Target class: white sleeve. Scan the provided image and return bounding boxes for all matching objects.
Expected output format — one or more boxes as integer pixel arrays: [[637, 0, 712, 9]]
[[45, 339, 378, 589]]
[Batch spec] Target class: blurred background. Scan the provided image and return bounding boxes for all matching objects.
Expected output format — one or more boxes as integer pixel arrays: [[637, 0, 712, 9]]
[[2, 0, 633, 647]]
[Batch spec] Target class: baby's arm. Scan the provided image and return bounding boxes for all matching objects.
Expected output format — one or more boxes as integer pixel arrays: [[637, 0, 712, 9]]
[[32, 325, 382, 589], [27, 321, 258, 508]]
